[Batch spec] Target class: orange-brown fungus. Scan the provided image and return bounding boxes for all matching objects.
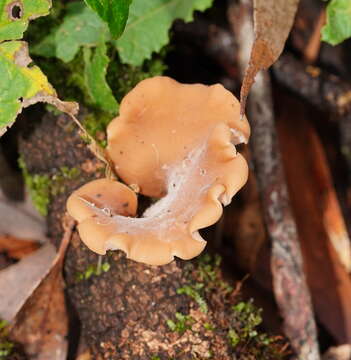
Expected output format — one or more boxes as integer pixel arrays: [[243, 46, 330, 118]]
[[67, 77, 250, 265]]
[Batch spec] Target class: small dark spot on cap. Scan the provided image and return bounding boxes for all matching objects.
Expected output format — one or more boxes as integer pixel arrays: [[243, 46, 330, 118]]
[[96, 193, 102, 198], [122, 202, 129, 208], [120, 151, 124, 155]]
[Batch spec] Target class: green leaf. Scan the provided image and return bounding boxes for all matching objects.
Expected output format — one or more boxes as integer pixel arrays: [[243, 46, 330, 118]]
[[322, 0, 351, 45], [55, 2, 109, 62], [115, 0, 214, 66], [0, 0, 51, 42], [0, 41, 77, 136], [0, 0, 78, 136], [30, 31, 56, 58], [84, 0, 132, 38], [83, 42, 118, 113]]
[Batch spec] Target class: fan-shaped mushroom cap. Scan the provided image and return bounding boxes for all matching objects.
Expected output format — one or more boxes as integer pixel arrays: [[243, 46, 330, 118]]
[[67, 77, 250, 265], [107, 76, 250, 198]]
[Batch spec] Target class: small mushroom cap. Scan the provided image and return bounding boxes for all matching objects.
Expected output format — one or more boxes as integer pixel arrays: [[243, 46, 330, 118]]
[[107, 76, 250, 198], [66, 179, 137, 254]]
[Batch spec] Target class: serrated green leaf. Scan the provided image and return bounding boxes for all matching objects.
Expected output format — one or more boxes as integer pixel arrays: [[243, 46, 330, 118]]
[[115, 0, 214, 66], [84, 0, 132, 38], [322, 0, 351, 45], [0, 41, 77, 136], [83, 42, 118, 113], [53, 1, 109, 62], [0, 0, 51, 42]]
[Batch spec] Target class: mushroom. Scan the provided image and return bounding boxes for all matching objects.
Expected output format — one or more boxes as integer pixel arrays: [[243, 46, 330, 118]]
[[67, 76, 250, 265]]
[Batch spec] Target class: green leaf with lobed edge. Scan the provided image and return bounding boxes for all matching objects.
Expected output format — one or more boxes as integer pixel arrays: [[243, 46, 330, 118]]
[[83, 42, 118, 113], [32, 0, 214, 66], [115, 0, 214, 66], [0, 0, 78, 137], [55, 2, 109, 62], [0, 41, 77, 136], [84, 0, 132, 38]]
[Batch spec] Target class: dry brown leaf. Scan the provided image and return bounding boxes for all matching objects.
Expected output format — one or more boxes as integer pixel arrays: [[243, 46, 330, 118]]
[[0, 235, 40, 259], [240, 0, 299, 115], [10, 262, 68, 360], [8, 216, 75, 360], [0, 188, 47, 243], [0, 243, 56, 321]]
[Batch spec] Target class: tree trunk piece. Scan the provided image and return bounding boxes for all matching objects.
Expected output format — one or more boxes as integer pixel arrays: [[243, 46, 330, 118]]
[[18, 111, 283, 360]]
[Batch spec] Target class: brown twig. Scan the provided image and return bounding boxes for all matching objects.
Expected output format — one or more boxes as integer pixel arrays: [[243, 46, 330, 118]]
[[303, 8, 326, 64], [273, 53, 351, 115], [228, 1, 320, 359]]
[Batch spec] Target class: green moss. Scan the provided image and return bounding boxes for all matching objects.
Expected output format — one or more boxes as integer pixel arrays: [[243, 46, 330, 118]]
[[166, 312, 195, 335], [228, 328, 240, 348], [228, 299, 285, 358], [107, 50, 167, 104], [177, 284, 208, 313], [51, 166, 81, 196], [0, 341, 13, 359], [19, 158, 80, 216], [83, 112, 112, 146], [75, 261, 110, 282], [19, 158, 50, 216], [182, 254, 287, 358], [203, 322, 215, 331], [0, 320, 13, 359], [231, 300, 263, 342]]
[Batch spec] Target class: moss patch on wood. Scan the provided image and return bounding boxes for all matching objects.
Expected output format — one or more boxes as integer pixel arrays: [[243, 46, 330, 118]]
[[19, 158, 80, 216]]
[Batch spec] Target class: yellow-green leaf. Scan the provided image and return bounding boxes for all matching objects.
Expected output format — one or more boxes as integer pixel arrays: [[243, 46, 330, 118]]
[[0, 0, 51, 42], [0, 41, 77, 136]]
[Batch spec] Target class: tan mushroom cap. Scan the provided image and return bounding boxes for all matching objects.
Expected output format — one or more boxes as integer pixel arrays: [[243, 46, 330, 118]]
[[66, 179, 137, 254], [67, 77, 250, 265], [107, 76, 250, 198]]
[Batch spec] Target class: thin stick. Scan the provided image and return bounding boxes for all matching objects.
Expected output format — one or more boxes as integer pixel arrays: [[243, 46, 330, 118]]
[[229, 2, 320, 359]]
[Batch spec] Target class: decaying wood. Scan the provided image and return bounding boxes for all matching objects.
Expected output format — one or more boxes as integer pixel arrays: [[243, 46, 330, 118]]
[[273, 53, 351, 227], [277, 94, 351, 343], [229, 1, 319, 359], [224, 148, 267, 274], [17, 112, 285, 360], [273, 53, 351, 115]]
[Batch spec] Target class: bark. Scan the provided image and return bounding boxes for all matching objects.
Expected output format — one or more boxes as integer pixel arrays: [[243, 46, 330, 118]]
[[18, 111, 281, 360], [273, 53, 351, 230], [228, 1, 320, 359]]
